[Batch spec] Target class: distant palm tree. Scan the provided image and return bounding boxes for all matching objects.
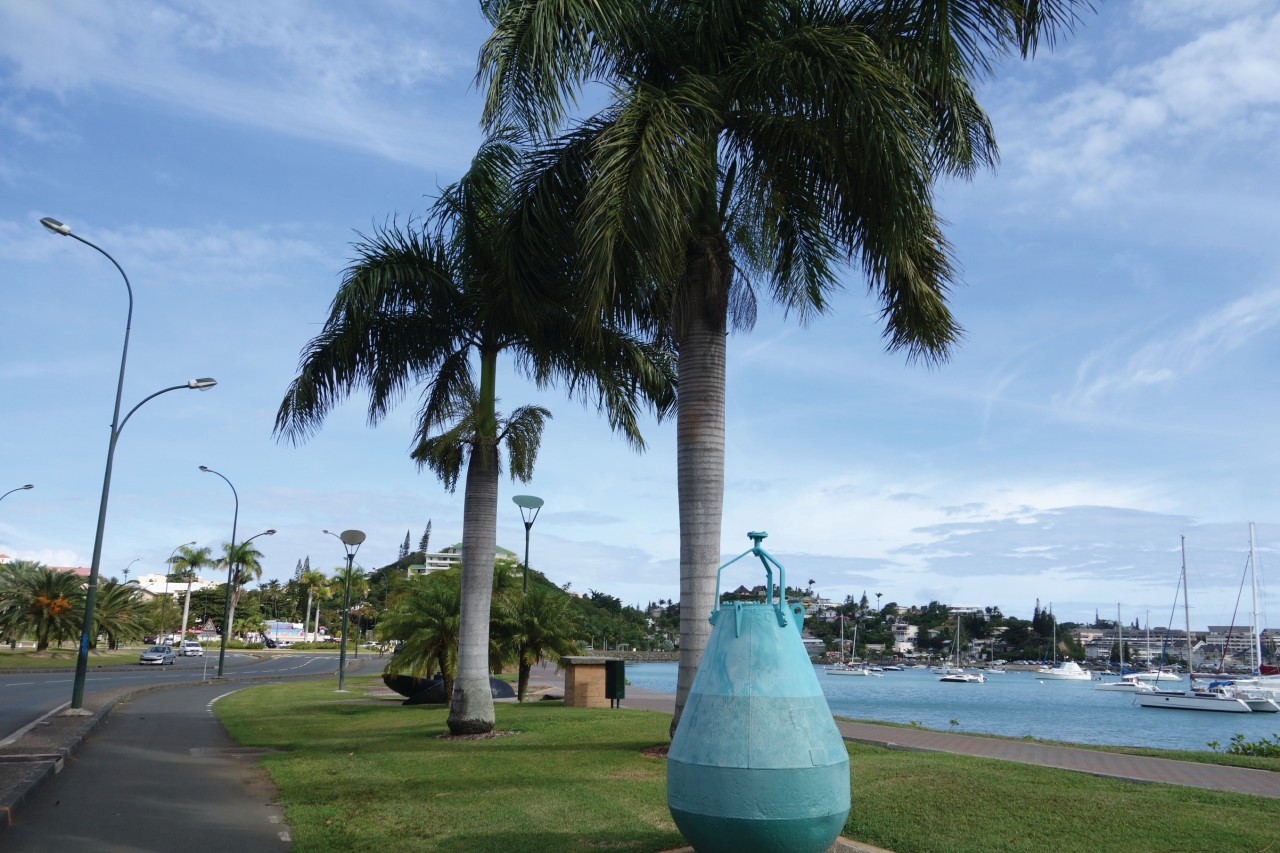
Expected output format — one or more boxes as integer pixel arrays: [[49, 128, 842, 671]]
[[276, 137, 674, 735], [219, 541, 265, 640], [169, 545, 214, 640], [494, 584, 581, 701], [93, 579, 149, 649], [479, 0, 1088, 729], [1, 562, 84, 652], [298, 567, 329, 641], [329, 564, 369, 645], [379, 570, 463, 699]]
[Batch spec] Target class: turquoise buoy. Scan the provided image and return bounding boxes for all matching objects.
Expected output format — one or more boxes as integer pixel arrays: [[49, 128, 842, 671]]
[[667, 532, 850, 853]]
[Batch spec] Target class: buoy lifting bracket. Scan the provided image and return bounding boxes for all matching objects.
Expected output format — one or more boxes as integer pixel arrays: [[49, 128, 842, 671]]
[[712, 530, 789, 628]]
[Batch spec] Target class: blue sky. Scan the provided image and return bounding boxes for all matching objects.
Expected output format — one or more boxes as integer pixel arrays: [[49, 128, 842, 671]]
[[2, 1, 1278, 631]]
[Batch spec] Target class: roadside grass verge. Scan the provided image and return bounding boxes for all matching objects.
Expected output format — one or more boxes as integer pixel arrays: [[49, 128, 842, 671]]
[[216, 677, 1280, 853], [0, 647, 142, 668]]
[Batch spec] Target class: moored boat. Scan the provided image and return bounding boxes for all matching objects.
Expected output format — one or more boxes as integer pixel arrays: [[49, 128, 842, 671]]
[[939, 671, 986, 683], [1095, 674, 1154, 693], [1035, 660, 1092, 681], [1136, 537, 1257, 714]]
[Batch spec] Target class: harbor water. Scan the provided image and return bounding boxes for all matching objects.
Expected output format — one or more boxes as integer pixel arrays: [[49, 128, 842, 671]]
[[626, 662, 1280, 752]]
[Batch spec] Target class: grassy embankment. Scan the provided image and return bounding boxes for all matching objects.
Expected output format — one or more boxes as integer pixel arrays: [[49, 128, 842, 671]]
[[215, 677, 1280, 853]]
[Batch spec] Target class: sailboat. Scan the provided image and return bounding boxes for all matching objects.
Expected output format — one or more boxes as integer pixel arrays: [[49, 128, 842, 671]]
[[825, 614, 880, 676], [938, 610, 985, 683], [1214, 524, 1280, 711], [1136, 537, 1257, 713], [1096, 605, 1152, 693], [1035, 609, 1092, 681], [1131, 612, 1183, 684]]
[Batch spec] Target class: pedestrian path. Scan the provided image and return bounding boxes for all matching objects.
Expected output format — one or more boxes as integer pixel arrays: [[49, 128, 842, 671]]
[[2, 682, 291, 852]]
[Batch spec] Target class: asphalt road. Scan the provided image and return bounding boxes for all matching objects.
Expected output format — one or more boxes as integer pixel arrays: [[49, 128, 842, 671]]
[[1, 681, 293, 852], [0, 651, 347, 740]]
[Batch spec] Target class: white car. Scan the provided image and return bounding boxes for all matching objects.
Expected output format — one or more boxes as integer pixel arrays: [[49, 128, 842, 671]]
[[179, 640, 204, 656]]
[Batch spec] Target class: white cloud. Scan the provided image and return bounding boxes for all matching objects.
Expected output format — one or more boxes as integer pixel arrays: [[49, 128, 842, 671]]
[[1059, 287, 1280, 409], [0, 0, 485, 168], [999, 5, 1280, 206]]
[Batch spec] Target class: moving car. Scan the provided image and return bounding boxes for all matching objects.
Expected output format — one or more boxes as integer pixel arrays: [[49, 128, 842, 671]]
[[179, 640, 204, 657], [139, 644, 176, 665]]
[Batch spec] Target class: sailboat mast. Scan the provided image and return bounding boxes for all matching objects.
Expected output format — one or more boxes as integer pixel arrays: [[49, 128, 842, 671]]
[[1181, 536, 1193, 677], [1117, 603, 1124, 674], [1250, 522, 1261, 674]]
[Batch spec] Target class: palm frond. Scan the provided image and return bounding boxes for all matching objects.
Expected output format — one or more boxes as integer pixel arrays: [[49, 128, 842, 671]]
[[498, 404, 551, 482]]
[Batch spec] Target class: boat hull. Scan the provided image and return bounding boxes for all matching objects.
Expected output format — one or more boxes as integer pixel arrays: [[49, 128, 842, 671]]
[[1134, 691, 1252, 713]]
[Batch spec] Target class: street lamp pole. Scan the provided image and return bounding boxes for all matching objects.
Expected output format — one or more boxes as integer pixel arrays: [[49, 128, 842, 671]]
[[324, 529, 365, 691], [198, 465, 239, 677], [0, 484, 34, 505], [512, 495, 544, 593], [122, 557, 140, 583], [42, 216, 217, 712]]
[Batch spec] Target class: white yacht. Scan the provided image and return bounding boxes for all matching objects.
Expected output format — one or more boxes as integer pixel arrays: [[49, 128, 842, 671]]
[[1035, 660, 1092, 681]]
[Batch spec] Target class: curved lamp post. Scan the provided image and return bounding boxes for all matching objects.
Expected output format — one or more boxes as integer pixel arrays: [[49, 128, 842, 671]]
[[200, 468, 273, 676], [512, 494, 543, 593], [199, 465, 238, 676], [44, 215, 218, 712], [122, 557, 140, 583], [0, 484, 34, 505], [323, 528, 365, 692]]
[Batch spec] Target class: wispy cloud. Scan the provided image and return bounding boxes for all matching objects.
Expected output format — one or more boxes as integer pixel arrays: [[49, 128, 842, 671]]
[[1058, 287, 1280, 409], [999, 4, 1280, 206], [0, 0, 485, 169]]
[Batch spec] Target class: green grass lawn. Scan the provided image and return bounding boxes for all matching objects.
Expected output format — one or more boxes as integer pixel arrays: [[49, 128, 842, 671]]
[[216, 677, 1280, 853]]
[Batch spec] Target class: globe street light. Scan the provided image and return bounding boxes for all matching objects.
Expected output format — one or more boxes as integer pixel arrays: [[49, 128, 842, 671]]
[[323, 529, 365, 692], [44, 215, 218, 712], [512, 494, 544, 593], [0, 484, 34, 505]]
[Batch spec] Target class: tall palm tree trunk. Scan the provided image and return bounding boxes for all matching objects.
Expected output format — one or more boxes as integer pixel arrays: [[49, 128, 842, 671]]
[[180, 581, 194, 638], [671, 243, 730, 733], [228, 587, 242, 641], [448, 438, 500, 734]]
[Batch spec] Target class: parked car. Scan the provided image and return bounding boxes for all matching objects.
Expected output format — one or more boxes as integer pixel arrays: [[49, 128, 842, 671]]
[[139, 645, 176, 665], [179, 640, 204, 657]]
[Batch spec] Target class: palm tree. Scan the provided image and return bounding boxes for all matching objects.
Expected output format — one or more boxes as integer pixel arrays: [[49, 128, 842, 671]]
[[379, 570, 463, 699], [169, 545, 214, 641], [493, 583, 581, 701], [93, 579, 149, 649], [219, 540, 265, 640], [275, 137, 675, 734], [478, 0, 1088, 728], [298, 567, 329, 642], [1, 562, 84, 652], [329, 563, 370, 645]]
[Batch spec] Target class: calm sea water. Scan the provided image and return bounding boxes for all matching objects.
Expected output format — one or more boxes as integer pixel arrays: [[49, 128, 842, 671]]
[[625, 661, 1280, 752]]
